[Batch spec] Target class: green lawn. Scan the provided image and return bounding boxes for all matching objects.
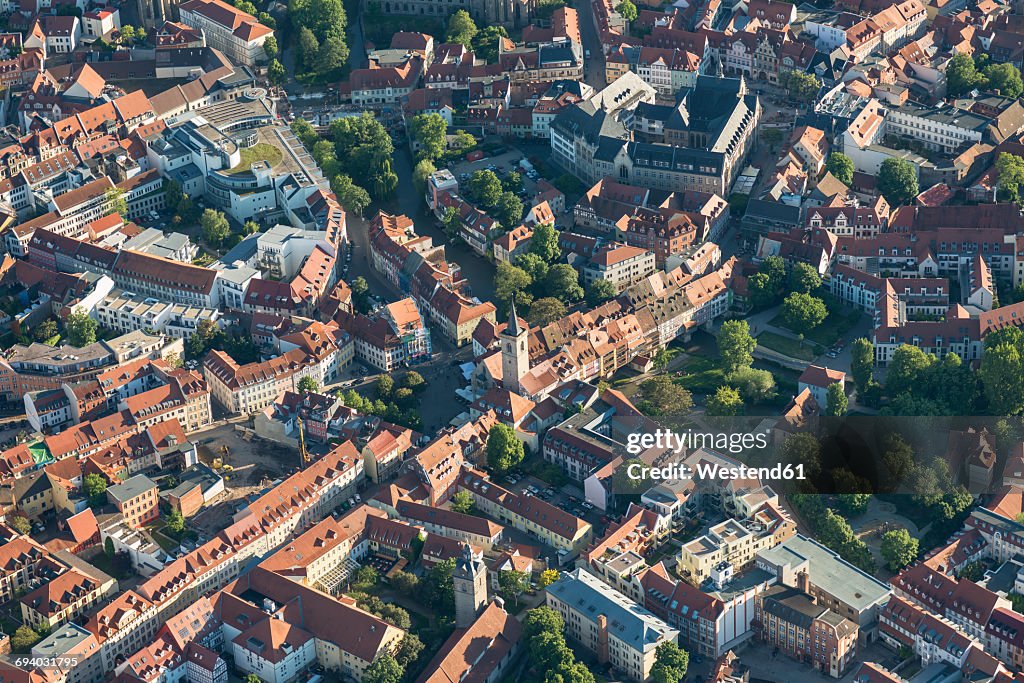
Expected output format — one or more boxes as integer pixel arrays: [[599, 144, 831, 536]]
[[757, 332, 821, 361], [227, 143, 283, 174], [770, 309, 863, 347], [674, 356, 726, 394]]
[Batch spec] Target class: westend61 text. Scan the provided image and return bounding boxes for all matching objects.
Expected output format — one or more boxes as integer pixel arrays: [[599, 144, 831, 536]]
[[626, 461, 808, 482]]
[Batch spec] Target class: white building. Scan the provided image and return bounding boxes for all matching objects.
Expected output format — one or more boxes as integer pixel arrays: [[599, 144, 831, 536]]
[[545, 568, 679, 682], [178, 0, 272, 66]]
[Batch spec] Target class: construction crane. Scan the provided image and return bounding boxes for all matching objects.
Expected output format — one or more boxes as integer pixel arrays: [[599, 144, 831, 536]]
[[297, 415, 310, 466]]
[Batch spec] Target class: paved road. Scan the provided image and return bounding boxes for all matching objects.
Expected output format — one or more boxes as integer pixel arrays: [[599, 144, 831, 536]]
[[578, 0, 607, 90]]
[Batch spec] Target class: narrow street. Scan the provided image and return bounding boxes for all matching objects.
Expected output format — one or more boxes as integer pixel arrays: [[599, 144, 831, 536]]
[[577, 0, 607, 90]]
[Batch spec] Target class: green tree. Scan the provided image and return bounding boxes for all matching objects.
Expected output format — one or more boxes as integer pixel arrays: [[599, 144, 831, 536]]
[[877, 158, 919, 206], [986, 62, 1024, 98], [881, 528, 919, 571], [586, 278, 618, 306], [298, 375, 319, 393], [446, 9, 478, 47], [371, 158, 399, 200], [267, 59, 286, 86], [291, 118, 318, 150], [996, 152, 1024, 202], [451, 129, 477, 151], [11, 625, 44, 654], [104, 187, 128, 219], [788, 262, 822, 293], [441, 205, 461, 238], [782, 432, 822, 480], [523, 606, 565, 642], [242, 220, 260, 236], [544, 264, 583, 302], [104, 536, 115, 557], [980, 336, 1024, 414], [718, 319, 757, 373], [527, 297, 567, 326], [826, 152, 854, 185], [748, 272, 776, 309], [515, 253, 549, 283], [395, 633, 424, 667], [9, 515, 30, 534], [65, 308, 98, 347], [411, 113, 448, 161], [637, 375, 693, 417], [186, 319, 223, 359], [851, 338, 874, 394], [781, 292, 828, 334], [651, 641, 689, 683], [263, 35, 279, 61], [495, 191, 524, 230], [838, 492, 871, 516], [423, 558, 456, 612], [728, 367, 775, 403], [615, 0, 638, 22], [401, 371, 425, 390], [163, 178, 183, 210], [331, 175, 371, 216], [375, 374, 394, 400], [782, 70, 821, 102], [84, 473, 107, 507], [391, 570, 419, 594], [881, 434, 914, 488], [472, 25, 509, 62], [947, 53, 986, 96], [486, 423, 525, 474], [826, 382, 848, 416], [364, 654, 403, 683], [886, 344, 935, 397], [298, 27, 320, 72], [34, 318, 58, 343], [165, 508, 185, 535], [502, 171, 523, 194], [469, 169, 502, 207], [200, 208, 230, 247], [529, 222, 561, 262], [497, 569, 528, 603], [450, 490, 475, 514], [317, 34, 349, 73], [413, 159, 437, 196], [707, 385, 744, 416], [495, 262, 533, 312]]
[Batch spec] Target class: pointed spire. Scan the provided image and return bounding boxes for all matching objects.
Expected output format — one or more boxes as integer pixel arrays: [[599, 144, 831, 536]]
[[507, 294, 523, 336]]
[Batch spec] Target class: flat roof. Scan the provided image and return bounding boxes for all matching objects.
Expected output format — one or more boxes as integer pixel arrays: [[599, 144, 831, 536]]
[[757, 534, 891, 612], [107, 474, 157, 503]]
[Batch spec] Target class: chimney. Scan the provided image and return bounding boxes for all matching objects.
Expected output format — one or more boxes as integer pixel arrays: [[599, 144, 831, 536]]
[[596, 614, 610, 665], [797, 570, 810, 595]]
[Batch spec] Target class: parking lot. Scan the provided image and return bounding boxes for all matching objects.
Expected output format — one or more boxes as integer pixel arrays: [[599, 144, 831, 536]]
[[448, 149, 554, 210], [503, 470, 603, 526]]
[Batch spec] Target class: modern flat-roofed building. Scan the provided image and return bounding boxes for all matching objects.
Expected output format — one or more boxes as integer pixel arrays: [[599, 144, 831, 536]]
[[545, 568, 679, 681], [756, 534, 892, 642]]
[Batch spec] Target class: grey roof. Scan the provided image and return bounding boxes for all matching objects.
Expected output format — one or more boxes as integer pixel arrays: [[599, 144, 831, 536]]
[[546, 568, 678, 653], [757, 535, 891, 613], [31, 622, 96, 658], [107, 474, 157, 503]]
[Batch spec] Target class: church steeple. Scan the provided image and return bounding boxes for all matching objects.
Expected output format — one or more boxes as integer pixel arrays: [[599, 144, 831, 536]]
[[507, 295, 523, 336], [500, 296, 529, 394]]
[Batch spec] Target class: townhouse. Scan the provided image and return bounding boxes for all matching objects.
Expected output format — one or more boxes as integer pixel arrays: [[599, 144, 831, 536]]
[[459, 468, 593, 557], [178, 0, 272, 66]]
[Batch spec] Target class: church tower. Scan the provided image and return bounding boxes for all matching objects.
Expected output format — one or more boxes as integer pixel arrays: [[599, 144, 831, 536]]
[[453, 543, 487, 627], [500, 297, 529, 394]]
